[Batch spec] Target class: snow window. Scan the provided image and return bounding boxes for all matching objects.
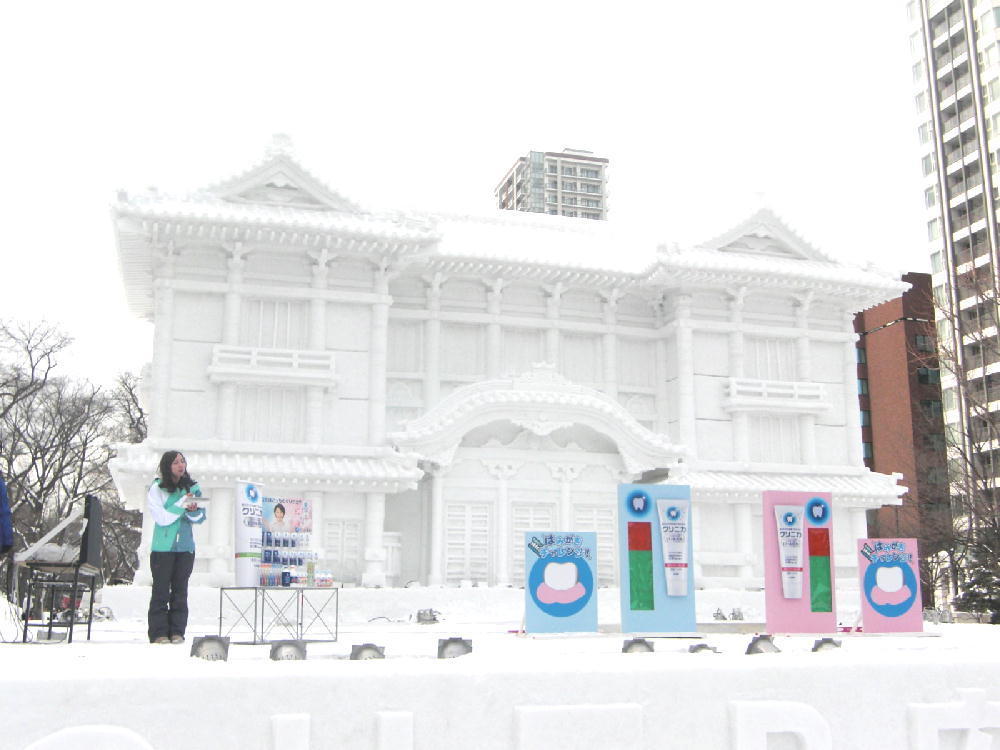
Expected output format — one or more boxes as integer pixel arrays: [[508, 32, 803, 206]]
[[445, 502, 492, 585], [387, 321, 424, 374], [748, 415, 802, 464], [744, 337, 797, 381], [234, 385, 306, 443], [560, 333, 601, 388], [323, 519, 362, 583], [440, 324, 486, 379], [501, 327, 546, 376], [617, 338, 656, 388], [240, 299, 308, 350]]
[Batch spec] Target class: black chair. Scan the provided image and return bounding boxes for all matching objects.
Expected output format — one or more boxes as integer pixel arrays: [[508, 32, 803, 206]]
[[17, 496, 103, 643]]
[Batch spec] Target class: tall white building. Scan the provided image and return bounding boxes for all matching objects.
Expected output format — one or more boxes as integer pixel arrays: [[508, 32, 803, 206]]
[[908, 1, 1000, 515], [110, 137, 904, 589], [495, 148, 608, 219]]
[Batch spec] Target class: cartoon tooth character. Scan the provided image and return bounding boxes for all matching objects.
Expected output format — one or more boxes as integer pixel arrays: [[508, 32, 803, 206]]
[[870, 564, 912, 606], [536, 561, 586, 604]]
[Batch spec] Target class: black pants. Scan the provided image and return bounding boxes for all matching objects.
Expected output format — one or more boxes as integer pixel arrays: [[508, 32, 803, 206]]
[[148, 551, 195, 642]]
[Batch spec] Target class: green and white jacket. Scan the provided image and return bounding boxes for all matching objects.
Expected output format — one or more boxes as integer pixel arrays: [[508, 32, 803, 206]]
[[147, 479, 207, 553]]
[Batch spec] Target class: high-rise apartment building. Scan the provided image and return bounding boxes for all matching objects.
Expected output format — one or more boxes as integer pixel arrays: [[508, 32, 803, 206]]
[[494, 148, 608, 219], [909, 0, 1000, 588]]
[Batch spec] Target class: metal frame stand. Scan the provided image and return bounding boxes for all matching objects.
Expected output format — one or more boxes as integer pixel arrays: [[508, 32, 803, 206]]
[[21, 567, 98, 643], [218, 586, 338, 644]]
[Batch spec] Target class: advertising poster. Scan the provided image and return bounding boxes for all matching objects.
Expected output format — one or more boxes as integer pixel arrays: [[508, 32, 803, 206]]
[[616, 483, 696, 634], [524, 532, 598, 634], [234, 480, 264, 586], [262, 495, 313, 534], [763, 491, 837, 634], [857, 538, 923, 633]]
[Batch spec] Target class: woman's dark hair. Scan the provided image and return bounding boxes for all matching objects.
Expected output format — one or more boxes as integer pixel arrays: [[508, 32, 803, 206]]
[[158, 450, 195, 493], [273, 503, 286, 517]]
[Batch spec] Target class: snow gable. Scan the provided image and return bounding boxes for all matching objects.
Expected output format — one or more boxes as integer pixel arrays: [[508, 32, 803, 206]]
[[699, 208, 834, 264], [209, 152, 361, 213]]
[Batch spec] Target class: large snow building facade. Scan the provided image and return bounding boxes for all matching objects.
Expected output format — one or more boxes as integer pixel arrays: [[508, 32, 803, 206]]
[[110, 140, 906, 589]]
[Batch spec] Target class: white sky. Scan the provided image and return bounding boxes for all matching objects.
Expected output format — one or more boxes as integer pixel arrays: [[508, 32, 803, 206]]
[[0, 1, 928, 385]]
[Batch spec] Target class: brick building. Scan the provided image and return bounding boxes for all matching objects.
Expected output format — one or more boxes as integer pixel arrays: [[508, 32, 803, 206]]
[[855, 271, 950, 602]]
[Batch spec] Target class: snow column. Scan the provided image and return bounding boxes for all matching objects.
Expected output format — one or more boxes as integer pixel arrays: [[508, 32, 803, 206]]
[[217, 246, 244, 441], [486, 461, 521, 587], [734, 499, 754, 583], [487, 279, 504, 378], [725, 291, 749, 586], [307, 490, 325, 567], [654, 299, 670, 434], [796, 295, 817, 465], [209, 486, 233, 585], [602, 290, 619, 400], [306, 257, 329, 444], [843, 313, 864, 466], [427, 465, 446, 585], [728, 289, 749, 462], [150, 248, 177, 436], [209, 247, 244, 583], [545, 283, 562, 367], [135, 251, 175, 583], [424, 274, 443, 409], [305, 257, 329, 575], [675, 295, 698, 453], [362, 266, 391, 587]]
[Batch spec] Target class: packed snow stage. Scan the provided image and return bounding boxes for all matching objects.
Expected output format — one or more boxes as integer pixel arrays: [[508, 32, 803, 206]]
[[2, 585, 998, 750]]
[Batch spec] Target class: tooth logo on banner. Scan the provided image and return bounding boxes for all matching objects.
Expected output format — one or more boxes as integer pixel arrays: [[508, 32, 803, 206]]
[[245, 484, 260, 503], [805, 497, 830, 525], [627, 490, 651, 517]]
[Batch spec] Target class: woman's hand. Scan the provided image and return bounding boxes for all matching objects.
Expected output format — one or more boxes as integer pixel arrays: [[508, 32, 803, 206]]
[[184, 494, 198, 511]]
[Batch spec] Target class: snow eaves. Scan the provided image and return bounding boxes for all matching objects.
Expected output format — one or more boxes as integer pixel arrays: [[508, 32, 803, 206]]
[[115, 192, 440, 245], [670, 468, 905, 506]]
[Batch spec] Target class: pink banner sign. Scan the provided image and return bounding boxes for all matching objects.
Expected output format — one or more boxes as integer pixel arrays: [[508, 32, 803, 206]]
[[763, 491, 837, 634], [857, 538, 923, 633]]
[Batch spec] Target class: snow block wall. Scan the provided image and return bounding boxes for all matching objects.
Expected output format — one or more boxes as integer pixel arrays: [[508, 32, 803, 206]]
[[6, 656, 999, 749]]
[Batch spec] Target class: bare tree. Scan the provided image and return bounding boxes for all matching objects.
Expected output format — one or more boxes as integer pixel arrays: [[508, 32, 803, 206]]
[[0, 321, 70, 425], [111, 371, 147, 444], [924, 262, 1000, 610], [0, 322, 145, 587]]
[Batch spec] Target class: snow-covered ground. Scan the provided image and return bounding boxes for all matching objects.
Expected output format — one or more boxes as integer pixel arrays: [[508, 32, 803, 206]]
[[2, 585, 998, 749]]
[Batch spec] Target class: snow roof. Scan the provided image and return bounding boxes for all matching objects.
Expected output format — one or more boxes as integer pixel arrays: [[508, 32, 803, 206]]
[[114, 134, 438, 246], [671, 467, 905, 507], [413, 210, 657, 275], [111, 441, 422, 503], [650, 208, 908, 306], [114, 137, 906, 317]]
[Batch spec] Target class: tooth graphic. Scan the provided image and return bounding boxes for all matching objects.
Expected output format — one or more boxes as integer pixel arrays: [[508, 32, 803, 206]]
[[875, 566, 904, 593], [543, 562, 578, 591]]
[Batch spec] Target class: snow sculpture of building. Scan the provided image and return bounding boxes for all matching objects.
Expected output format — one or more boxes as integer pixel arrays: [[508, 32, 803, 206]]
[[110, 137, 906, 589]]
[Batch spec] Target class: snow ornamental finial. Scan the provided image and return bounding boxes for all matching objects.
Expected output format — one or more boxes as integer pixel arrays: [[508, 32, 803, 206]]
[[266, 133, 295, 158]]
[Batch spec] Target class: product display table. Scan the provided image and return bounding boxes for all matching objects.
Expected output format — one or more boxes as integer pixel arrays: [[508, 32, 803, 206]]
[[218, 586, 339, 644]]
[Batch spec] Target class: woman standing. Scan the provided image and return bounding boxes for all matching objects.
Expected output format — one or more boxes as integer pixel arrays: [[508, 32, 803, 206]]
[[147, 450, 206, 644]]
